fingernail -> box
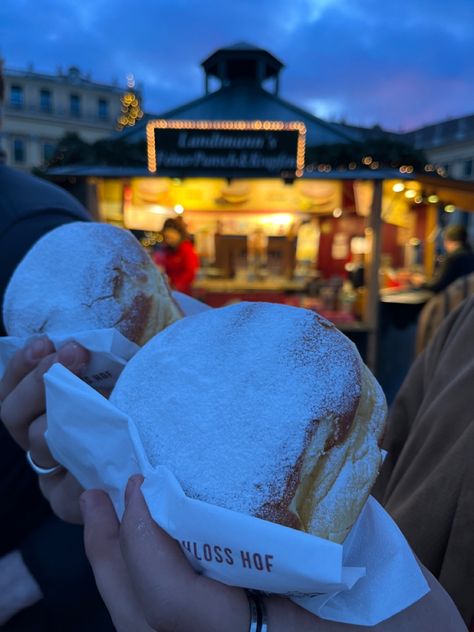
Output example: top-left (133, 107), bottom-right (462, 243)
top-left (124, 474), bottom-right (143, 507)
top-left (58, 342), bottom-right (82, 369)
top-left (26, 336), bottom-right (48, 362)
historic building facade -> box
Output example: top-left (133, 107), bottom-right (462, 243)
top-left (1, 62), bottom-right (125, 170)
top-left (402, 115), bottom-right (474, 182)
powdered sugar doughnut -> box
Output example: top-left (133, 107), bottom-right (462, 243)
top-left (111, 302), bottom-right (386, 543)
top-left (3, 222), bottom-right (182, 345)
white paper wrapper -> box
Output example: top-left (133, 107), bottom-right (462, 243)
top-left (0, 329), bottom-right (139, 390)
top-left (44, 363), bottom-right (429, 626)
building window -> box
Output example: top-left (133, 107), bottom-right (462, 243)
top-left (464, 159), bottom-right (473, 178)
top-left (10, 85), bottom-right (24, 108)
top-left (40, 89), bottom-right (52, 112)
top-left (70, 94), bottom-right (81, 117)
top-left (12, 138), bottom-right (26, 163)
top-left (98, 98), bottom-right (109, 120)
top-left (43, 142), bottom-right (56, 164)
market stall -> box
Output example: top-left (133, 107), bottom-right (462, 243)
top-left (48, 123), bottom-right (474, 371)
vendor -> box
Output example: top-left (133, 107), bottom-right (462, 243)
top-left (411, 224), bottom-right (474, 293)
top-left (153, 218), bottom-right (199, 295)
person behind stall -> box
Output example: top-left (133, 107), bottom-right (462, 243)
top-left (0, 340), bottom-right (468, 630)
top-left (411, 224), bottom-right (474, 293)
top-left (153, 217), bottom-right (199, 295)
top-left (0, 63), bottom-right (114, 630)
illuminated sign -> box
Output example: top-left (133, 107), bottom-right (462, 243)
top-left (147, 120), bottom-right (306, 177)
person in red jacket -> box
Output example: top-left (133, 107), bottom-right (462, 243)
top-left (153, 217), bottom-right (199, 294)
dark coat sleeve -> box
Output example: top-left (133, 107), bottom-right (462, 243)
top-left (372, 297), bottom-right (474, 626)
top-left (423, 255), bottom-right (460, 294)
top-left (0, 197), bottom-right (114, 629)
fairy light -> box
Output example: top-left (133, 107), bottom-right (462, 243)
top-left (146, 119), bottom-right (307, 176)
top-left (116, 74), bottom-right (144, 131)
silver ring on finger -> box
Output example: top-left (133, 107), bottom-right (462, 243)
top-left (26, 450), bottom-right (64, 477)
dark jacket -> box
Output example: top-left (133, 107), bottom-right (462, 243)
top-left (423, 244), bottom-right (474, 294)
top-left (0, 165), bottom-right (90, 335)
top-left (0, 165), bottom-right (113, 630)
top-left (373, 297), bottom-right (474, 626)
top-left (416, 272), bottom-right (474, 355)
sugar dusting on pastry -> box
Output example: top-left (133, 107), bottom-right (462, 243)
top-left (3, 222), bottom-right (181, 344)
top-left (111, 302), bottom-right (385, 539)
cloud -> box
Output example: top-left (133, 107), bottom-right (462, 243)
top-left (1, 0), bottom-right (473, 129)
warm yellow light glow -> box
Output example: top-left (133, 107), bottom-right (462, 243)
top-left (428, 194), bottom-right (439, 204)
top-left (444, 204), bottom-right (456, 213)
top-left (146, 119), bottom-right (306, 174)
top-left (174, 204), bottom-right (184, 214)
top-left (351, 236), bottom-right (369, 254)
top-left (332, 207), bottom-right (342, 218)
top-left (404, 189), bottom-right (417, 199)
top-left (362, 156), bottom-right (373, 165)
top-left (150, 205), bottom-right (170, 215)
top-left (414, 195), bottom-right (423, 204)
top-left (117, 86), bottom-right (144, 131)
top-left (392, 182), bottom-right (405, 192)
top-left (259, 213), bottom-right (294, 227)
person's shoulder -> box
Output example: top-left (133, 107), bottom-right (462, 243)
top-left (0, 165), bottom-right (88, 219)
top-left (450, 247), bottom-right (474, 272)
top-left (180, 240), bottom-right (197, 253)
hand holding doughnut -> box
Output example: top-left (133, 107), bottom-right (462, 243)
top-left (0, 337), bottom-right (89, 523)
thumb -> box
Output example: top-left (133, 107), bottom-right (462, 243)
top-left (120, 476), bottom-right (248, 632)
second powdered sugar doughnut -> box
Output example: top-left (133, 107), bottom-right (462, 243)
top-left (3, 222), bottom-right (182, 345)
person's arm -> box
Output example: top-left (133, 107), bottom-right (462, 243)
top-left (422, 256), bottom-right (458, 294)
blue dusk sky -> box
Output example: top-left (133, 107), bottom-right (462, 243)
top-left (1, 0), bottom-right (473, 131)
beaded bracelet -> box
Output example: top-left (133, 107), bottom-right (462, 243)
top-left (246, 590), bottom-right (268, 632)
